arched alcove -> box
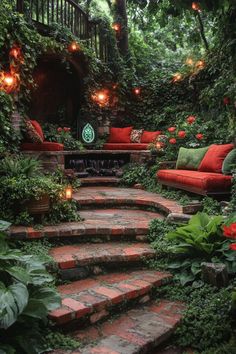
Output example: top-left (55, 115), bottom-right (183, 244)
top-left (28, 53), bottom-right (88, 129)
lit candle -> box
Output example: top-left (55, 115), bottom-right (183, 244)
top-left (65, 186), bottom-right (73, 200)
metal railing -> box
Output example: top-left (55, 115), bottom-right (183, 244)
top-left (16, 0), bottom-right (108, 61)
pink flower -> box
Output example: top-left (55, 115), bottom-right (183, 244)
top-left (178, 130), bottom-right (186, 138)
top-left (57, 127), bottom-right (62, 132)
top-left (63, 127), bottom-right (71, 132)
top-left (196, 133), bottom-right (203, 140)
top-left (169, 138), bottom-right (177, 144)
top-left (187, 115), bottom-right (196, 124)
top-left (168, 127), bottom-right (176, 133)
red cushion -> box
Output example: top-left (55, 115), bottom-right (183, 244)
top-left (157, 169), bottom-right (232, 193)
top-left (198, 144), bottom-right (234, 173)
top-left (103, 143), bottom-right (149, 150)
top-left (30, 120), bottom-right (44, 141)
top-left (108, 127), bottom-right (133, 143)
top-left (21, 142), bottom-right (64, 151)
top-left (141, 131), bottom-right (161, 143)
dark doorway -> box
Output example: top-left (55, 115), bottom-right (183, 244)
top-left (28, 54), bottom-right (85, 129)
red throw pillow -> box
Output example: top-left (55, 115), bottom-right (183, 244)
top-left (30, 120), bottom-right (44, 141)
top-left (198, 144), bottom-right (234, 173)
top-left (108, 127), bottom-right (133, 143)
top-left (24, 120), bottom-right (43, 143)
top-left (141, 131), bottom-right (161, 143)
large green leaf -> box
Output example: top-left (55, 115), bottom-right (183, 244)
top-left (0, 282), bottom-right (29, 329)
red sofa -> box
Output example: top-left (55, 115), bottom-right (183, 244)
top-left (157, 144), bottom-right (234, 196)
top-left (103, 127), bottom-right (161, 150)
top-left (21, 120), bottom-right (64, 152)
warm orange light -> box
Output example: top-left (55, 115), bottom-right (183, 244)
top-left (65, 186), bottom-right (73, 200)
top-left (68, 41), bottom-right (80, 52)
top-left (112, 23), bottom-right (121, 32)
top-left (133, 87), bottom-right (141, 95)
top-left (156, 142), bottom-right (163, 150)
top-left (192, 2), bottom-right (201, 11)
top-left (92, 89), bottom-right (110, 107)
top-left (9, 46), bottom-right (22, 61)
top-left (186, 58), bottom-right (194, 66)
top-left (195, 60), bottom-right (205, 70)
top-left (172, 73), bottom-right (183, 83)
top-left (0, 71), bottom-right (19, 93)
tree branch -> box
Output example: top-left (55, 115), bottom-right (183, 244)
top-left (196, 11), bottom-right (209, 51)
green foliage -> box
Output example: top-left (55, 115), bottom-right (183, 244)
top-left (121, 163), bottom-right (147, 186)
top-left (0, 224), bottom-right (60, 353)
top-left (155, 282), bottom-right (233, 351)
top-left (46, 200), bottom-right (81, 225)
top-left (202, 196), bottom-right (222, 215)
top-left (0, 155), bottom-right (42, 178)
top-left (45, 330), bottom-right (80, 351)
top-left (167, 212), bottom-right (224, 256)
top-left (42, 123), bottom-right (85, 151)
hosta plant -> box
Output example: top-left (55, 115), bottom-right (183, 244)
top-left (0, 220), bottom-right (61, 354)
top-left (165, 213), bottom-right (236, 285)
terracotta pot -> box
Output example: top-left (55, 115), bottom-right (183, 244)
top-left (24, 194), bottom-right (50, 215)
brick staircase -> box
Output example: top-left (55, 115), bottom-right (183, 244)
top-left (10, 184), bottom-right (185, 354)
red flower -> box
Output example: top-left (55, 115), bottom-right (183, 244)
top-left (223, 223), bottom-right (236, 239)
top-left (187, 115), bottom-right (196, 124)
top-left (196, 133), bottom-right (203, 140)
top-left (223, 97), bottom-right (230, 105)
top-left (169, 138), bottom-right (177, 144)
top-left (230, 243), bottom-right (236, 251)
top-left (57, 127), bottom-right (62, 132)
top-left (168, 127), bottom-right (176, 133)
top-left (178, 130), bottom-right (186, 138)
top-left (63, 127), bottom-right (71, 132)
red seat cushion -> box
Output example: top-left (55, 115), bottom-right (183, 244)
top-left (157, 169), bottom-right (232, 193)
top-left (141, 131), bottom-right (161, 143)
top-left (30, 120), bottom-right (45, 141)
top-left (21, 142), bottom-right (64, 151)
top-left (198, 144), bottom-right (234, 173)
top-left (103, 143), bottom-right (149, 150)
top-left (108, 127), bottom-right (133, 143)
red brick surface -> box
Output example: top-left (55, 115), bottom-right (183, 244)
top-left (49, 270), bottom-right (172, 325)
top-left (50, 242), bottom-right (155, 269)
top-left (49, 300), bottom-right (185, 354)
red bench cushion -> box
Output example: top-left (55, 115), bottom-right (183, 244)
top-left (141, 131), bottom-right (161, 143)
top-left (108, 127), bottom-right (133, 143)
top-left (157, 169), bottom-right (232, 193)
top-left (198, 144), bottom-right (234, 173)
top-left (21, 142), bottom-right (64, 151)
top-left (103, 143), bottom-right (149, 150)
top-left (30, 120), bottom-right (45, 141)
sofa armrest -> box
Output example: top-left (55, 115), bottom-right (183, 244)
top-left (159, 161), bottom-right (176, 169)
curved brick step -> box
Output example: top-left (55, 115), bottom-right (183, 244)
top-left (49, 270), bottom-right (172, 326)
top-left (50, 300), bottom-right (185, 354)
top-left (80, 177), bottom-right (121, 187)
top-left (74, 187), bottom-right (183, 215)
top-left (50, 242), bottom-right (156, 280)
top-left (10, 209), bottom-right (162, 240)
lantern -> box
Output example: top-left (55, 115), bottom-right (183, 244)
top-left (156, 142), bottom-right (163, 150)
top-left (133, 87), bottom-right (141, 95)
top-left (91, 89), bottom-right (110, 107)
top-left (172, 73), bottom-right (182, 83)
top-left (0, 71), bottom-right (19, 93)
top-left (68, 41), bottom-right (80, 53)
top-left (65, 186), bottom-right (73, 200)
top-left (192, 2), bottom-right (201, 11)
top-left (112, 23), bottom-right (121, 32)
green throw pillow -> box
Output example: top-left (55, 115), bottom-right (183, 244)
top-left (176, 146), bottom-right (209, 170)
top-left (222, 148), bottom-right (236, 175)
